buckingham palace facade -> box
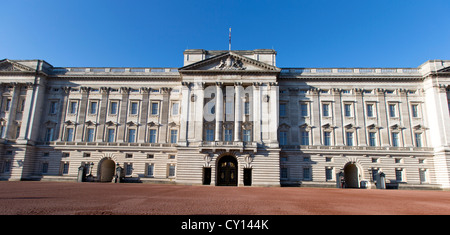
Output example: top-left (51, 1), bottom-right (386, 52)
top-left (0, 49), bottom-right (449, 189)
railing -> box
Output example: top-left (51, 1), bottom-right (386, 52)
top-left (280, 145), bottom-right (433, 151)
top-left (51, 67), bottom-right (179, 75)
top-left (281, 68), bottom-right (420, 75)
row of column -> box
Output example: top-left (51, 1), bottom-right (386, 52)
top-left (179, 82), bottom-right (279, 147)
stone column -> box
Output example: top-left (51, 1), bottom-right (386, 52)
top-left (332, 88), bottom-right (344, 146)
top-left (399, 89), bottom-right (413, 147)
top-left (97, 87), bottom-right (110, 141)
top-left (117, 87), bottom-right (130, 142)
top-left (194, 82), bottom-right (205, 143)
top-left (5, 83), bottom-right (20, 139)
top-left (376, 88), bottom-right (389, 146)
top-left (138, 87), bottom-right (150, 143)
top-left (311, 88), bottom-right (320, 145)
top-left (355, 88), bottom-right (367, 146)
top-left (75, 87), bottom-right (90, 142)
top-left (215, 82), bottom-right (223, 141)
top-left (252, 83), bottom-right (261, 143)
top-left (57, 87), bottom-right (70, 141)
top-left (159, 87), bottom-right (172, 143)
top-left (179, 82), bottom-right (190, 146)
top-left (18, 83), bottom-right (38, 141)
top-left (234, 82), bottom-right (242, 142)
top-left (269, 82), bottom-right (279, 147)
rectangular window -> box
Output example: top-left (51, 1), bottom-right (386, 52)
top-left (125, 163), bottom-right (133, 176)
top-left (128, 129), bottom-right (136, 143)
top-left (86, 128), bottom-right (95, 142)
top-left (344, 104), bottom-right (352, 117)
top-left (415, 133), bottom-right (422, 147)
top-left (206, 129), bottom-right (214, 141)
top-left (130, 102), bottom-right (138, 115)
top-left (244, 102), bottom-right (250, 115)
top-left (107, 129), bottom-right (115, 143)
top-left (50, 101), bottom-right (58, 114)
top-left (280, 103), bottom-right (286, 117)
top-left (326, 168), bottom-right (333, 181)
top-left (110, 101), bottom-right (118, 115)
top-left (411, 104), bottom-right (419, 118)
top-left (172, 103), bottom-right (179, 115)
top-left (280, 167), bottom-right (288, 179)
top-left (168, 164), bottom-right (176, 177)
top-left (89, 101), bottom-right (98, 114)
top-left (366, 104), bottom-right (374, 117)
top-left (346, 132), bottom-right (353, 146)
top-left (69, 101), bottom-right (78, 114)
top-left (420, 169), bottom-right (427, 183)
top-left (300, 103), bottom-right (308, 117)
top-left (5, 98), bottom-right (11, 112)
top-left (170, 130), bottom-right (178, 143)
top-left (224, 129), bottom-right (233, 141)
top-left (42, 163), bottom-right (49, 174)
top-left (300, 131), bottom-right (309, 145)
top-left (149, 129), bottom-right (157, 143)
top-left (45, 128), bottom-right (54, 142)
top-left (66, 128), bottom-right (74, 142)
top-left (147, 164), bottom-right (154, 177)
top-left (389, 104), bottom-right (396, 117)
top-left (324, 131), bottom-right (331, 146)
top-left (0, 126), bottom-right (5, 138)
top-left (151, 102), bottom-right (159, 115)
top-left (322, 103), bottom-right (329, 117)
top-left (280, 131), bottom-right (287, 145)
top-left (396, 169), bottom-right (403, 182)
top-left (369, 132), bottom-right (376, 146)
top-left (243, 129), bottom-right (251, 142)
top-left (62, 162), bottom-right (69, 175)
top-left (303, 167), bottom-right (311, 180)
top-left (392, 132), bottom-right (399, 147)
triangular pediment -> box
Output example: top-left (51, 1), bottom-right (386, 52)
top-left (437, 66), bottom-right (450, 73)
top-left (0, 59), bottom-right (35, 72)
top-left (179, 52), bottom-right (280, 72)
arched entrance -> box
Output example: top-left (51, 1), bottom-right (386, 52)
top-left (99, 159), bottom-right (115, 182)
top-left (217, 155), bottom-right (238, 186)
top-left (344, 163), bottom-right (359, 188)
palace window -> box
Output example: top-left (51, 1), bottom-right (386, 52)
top-left (89, 101), bottom-right (98, 114)
top-left (344, 104), bottom-right (352, 117)
top-left (107, 129), bottom-right (115, 143)
top-left (49, 101), bottom-right (58, 114)
top-left (303, 167), bottom-right (311, 180)
top-left (110, 101), bottom-right (118, 115)
top-left (395, 169), bottom-right (404, 182)
top-left (66, 128), bottom-right (74, 142)
top-left (322, 103), bottom-right (330, 117)
top-left (411, 104), bottom-right (419, 118)
top-left (389, 104), bottom-right (397, 117)
top-left (368, 132), bottom-right (376, 146)
top-left (45, 128), bottom-right (54, 142)
top-left (151, 102), bottom-right (159, 115)
top-left (5, 98), bottom-right (11, 112)
top-left (300, 130), bottom-right (309, 145)
top-left (323, 131), bottom-right (331, 146)
top-left (244, 102), bottom-right (250, 115)
top-left (128, 129), bottom-right (136, 143)
top-left (300, 103), bottom-right (308, 117)
top-left (69, 101), bottom-right (78, 114)
top-left (346, 132), bottom-right (353, 146)
top-left (224, 129), bottom-right (233, 142)
top-left (149, 129), bottom-right (157, 143)
top-left (326, 168), bottom-right (333, 181)
top-left (415, 133), bottom-right (423, 147)
top-left (130, 102), bottom-right (138, 115)
top-left (280, 103), bottom-right (287, 117)
top-left (146, 163), bottom-right (154, 177)
top-left (206, 129), bottom-right (214, 141)
top-left (125, 163), bottom-right (133, 176)
top-left (172, 102), bottom-right (179, 116)
top-left (243, 129), bottom-right (251, 142)
top-left (392, 132), bottom-right (399, 147)
top-left (86, 128), bottom-right (95, 142)
top-left (168, 164), bottom-right (176, 177)
top-left (170, 130), bottom-right (178, 143)
top-left (279, 131), bottom-right (287, 145)
top-left (366, 103), bottom-right (374, 117)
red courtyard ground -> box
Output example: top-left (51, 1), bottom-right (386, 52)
top-left (0, 181), bottom-right (449, 215)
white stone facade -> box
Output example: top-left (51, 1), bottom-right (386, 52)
top-left (0, 50), bottom-right (449, 189)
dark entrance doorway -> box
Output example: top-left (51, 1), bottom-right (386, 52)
top-left (344, 163), bottom-right (359, 188)
top-left (243, 168), bottom-right (252, 186)
top-left (217, 155), bottom-right (238, 186)
top-left (100, 159), bottom-right (115, 182)
top-left (203, 167), bottom-right (211, 185)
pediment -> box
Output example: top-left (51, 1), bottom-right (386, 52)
top-left (179, 52), bottom-right (280, 73)
top-left (437, 66), bottom-right (450, 73)
top-left (0, 59), bottom-right (34, 72)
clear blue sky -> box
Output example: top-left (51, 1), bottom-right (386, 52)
top-left (1, 0), bottom-right (449, 68)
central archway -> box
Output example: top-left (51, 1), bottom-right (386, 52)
top-left (217, 155), bottom-right (238, 186)
top-left (344, 163), bottom-right (359, 188)
top-left (99, 159), bottom-right (115, 182)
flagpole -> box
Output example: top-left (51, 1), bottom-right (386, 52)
top-left (229, 27), bottom-right (231, 51)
